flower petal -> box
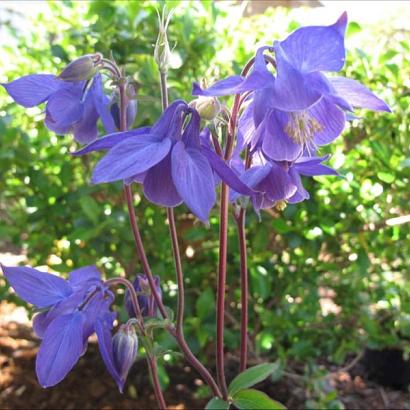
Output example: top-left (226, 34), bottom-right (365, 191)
top-left (2, 74), bottom-right (62, 107)
top-left (287, 168), bottom-right (310, 203)
top-left (92, 74), bottom-right (117, 133)
top-left (68, 265), bottom-right (101, 289)
top-left (95, 315), bottom-right (124, 392)
top-left (36, 312), bottom-right (84, 388)
top-left (278, 12), bottom-right (347, 73)
top-left (46, 83), bottom-right (84, 128)
top-left (310, 97), bottom-right (346, 146)
top-left (229, 165), bottom-right (271, 201)
top-left (72, 127), bottom-right (151, 156)
top-left (72, 88), bottom-right (99, 144)
top-left (151, 100), bottom-right (188, 139)
top-left (261, 111), bottom-right (302, 161)
top-left (294, 156), bottom-right (339, 176)
top-left (2, 265), bottom-right (72, 309)
top-left (201, 147), bottom-right (254, 196)
top-left (259, 162), bottom-right (297, 201)
top-left (91, 134), bottom-right (172, 184)
top-left (171, 142), bottom-right (216, 221)
top-left (270, 43), bottom-right (322, 111)
top-left (143, 153), bottom-right (182, 207)
top-left (329, 77), bottom-right (391, 112)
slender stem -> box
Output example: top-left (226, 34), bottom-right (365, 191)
top-left (159, 71), bottom-right (168, 111)
top-left (148, 356), bottom-right (167, 410)
top-left (235, 208), bottom-right (248, 372)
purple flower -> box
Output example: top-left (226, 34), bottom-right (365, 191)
top-left (80, 100), bottom-right (253, 221)
top-left (95, 317), bottom-right (138, 393)
top-left (125, 274), bottom-right (162, 318)
top-left (193, 13), bottom-right (390, 162)
top-left (2, 71), bottom-right (115, 144)
top-left (1, 264), bottom-right (115, 388)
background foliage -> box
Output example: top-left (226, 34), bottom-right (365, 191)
top-left (1, 0), bottom-right (409, 405)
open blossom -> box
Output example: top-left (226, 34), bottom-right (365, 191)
top-left (2, 68), bottom-right (116, 144)
top-left (193, 12), bottom-right (390, 162)
top-left (1, 265), bottom-right (116, 388)
top-left (75, 100), bottom-right (253, 222)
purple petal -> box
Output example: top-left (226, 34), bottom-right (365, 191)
top-left (151, 100), bottom-right (188, 139)
top-left (2, 74), bottom-right (62, 107)
top-left (68, 265), bottom-right (101, 289)
top-left (91, 134), bottom-right (172, 184)
top-left (171, 142), bottom-right (216, 221)
top-left (201, 147), bottom-right (254, 196)
top-left (287, 168), bottom-right (310, 203)
top-left (230, 165), bottom-right (271, 201)
top-left (329, 77), bottom-right (391, 112)
top-left (44, 111), bottom-right (72, 135)
top-left (259, 162), bottom-right (297, 201)
top-left (270, 43), bottom-right (322, 111)
top-left (46, 83), bottom-right (84, 128)
top-left (92, 74), bottom-right (117, 133)
top-left (36, 312), bottom-right (84, 388)
top-left (182, 109), bottom-right (201, 148)
top-left (143, 153), bottom-right (182, 207)
top-left (261, 111), bottom-right (302, 161)
top-left (278, 12), bottom-right (347, 73)
top-left (95, 315), bottom-right (124, 392)
top-left (72, 127), bottom-right (151, 156)
top-left (2, 265), bottom-right (72, 309)
top-left (310, 97), bottom-right (346, 146)
top-left (72, 88), bottom-right (99, 144)
top-left (236, 101), bottom-right (256, 156)
top-left (294, 156), bottom-right (339, 176)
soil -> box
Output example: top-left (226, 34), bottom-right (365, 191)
top-left (1, 303), bottom-right (409, 410)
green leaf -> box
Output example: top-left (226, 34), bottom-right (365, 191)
top-left (205, 397), bottom-right (230, 409)
top-left (232, 389), bottom-right (286, 410)
top-left (228, 362), bottom-right (280, 396)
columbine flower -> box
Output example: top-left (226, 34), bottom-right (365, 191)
top-left (193, 13), bottom-right (390, 162)
top-left (95, 317), bottom-right (139, 393)
top-left (2, 65), bottom-right (115, 144)
top-left (125, 274), bottom-right (162, 318)
top-left (1, 264), bottom-right (115, 388)
top-left (76, 100), bottom-right (253, 222)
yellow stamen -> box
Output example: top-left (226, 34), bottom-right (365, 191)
top-left (284, 112), bottom-right (323, 150)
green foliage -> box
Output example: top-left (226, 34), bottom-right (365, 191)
top-left (0, 1), bottom-right (409, 405)
top-left (205, 397), bottom-right (230, 410)
top-left (232, 389), bottom-right (286, 409)
top-left (228, 362), bottom-right (280, 396)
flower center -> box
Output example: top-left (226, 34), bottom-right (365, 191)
top-left (284, 111), bottom-right (323, 152)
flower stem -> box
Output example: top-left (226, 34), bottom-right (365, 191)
top-left (235, 208), bottom-right (248, 372)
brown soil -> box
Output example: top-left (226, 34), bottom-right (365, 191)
top-left (0, 305), bottom-right (409, 409)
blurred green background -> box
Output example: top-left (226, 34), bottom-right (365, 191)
top-left (0, 0), bottom-right (409, 407)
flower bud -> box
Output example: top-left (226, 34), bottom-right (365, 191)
top-left (59, 53), bottom-right (102, 82)
top-left (125, 274), bottom-right (162, 318)
top-left (190, 97), bottom-right (221, 121)
top-left (112, 322), bottom-right (138, 385)
top-left (154, 9), bottom-right (174, 74)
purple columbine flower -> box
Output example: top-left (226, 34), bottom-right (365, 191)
top-left (1, 264), bottom-right (116, 388)
top-left (125, 274), bottom-right (162, 318)
top-left (193, 13), bottom-right (390, 162)
top-left (76, 100), bottom-right (253, 222)
top-left (95, 317), bottom-right (139, 393)
top-left (2, 67), bottom-right (116, 144)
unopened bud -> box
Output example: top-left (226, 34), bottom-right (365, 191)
top-left (190, 97), bottom-right (222, 121)
top-left (59, 53), bottom-right (102, 82)
top-left (111, 99), bottom-right (137, 130)
top-left (125, 274), bottom-right (162, 318)
top-left (113, 322), bottom-right (138, 387)
top-left (154, 8), bottom-right (174, 73)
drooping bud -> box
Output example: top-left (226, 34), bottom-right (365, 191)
top-left (189, 96), bottom-right (222, 121)
top-left (112, 322), bottom-right (138, 387)
top-left (125, 274), bottom-right (162, 318)
top-left (154, 8), bottom-right (174, 74)
top-left (58, 53), bottom-right (102, 82)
